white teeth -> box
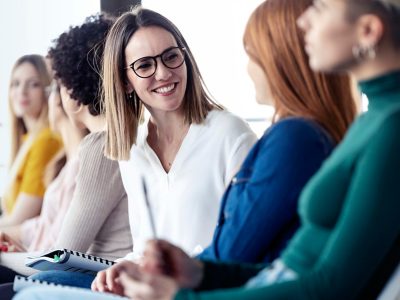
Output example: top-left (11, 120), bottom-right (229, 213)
top-left (155, 84), bottom-right (174, 94)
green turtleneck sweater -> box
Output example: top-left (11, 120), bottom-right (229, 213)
top-left (176, 71), bottom-right (400, 300)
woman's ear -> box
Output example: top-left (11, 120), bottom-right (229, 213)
top-left (73, 101), bottom-right (85, 115)
top-left (125, 81), bottom-right (135, 94)
top-left (356, 14), bottom-right (384, 48)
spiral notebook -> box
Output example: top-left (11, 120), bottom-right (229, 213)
top-left (25, 249), bottom-right (115, 275)
top-left (13, 275), bottom-right (73, 292)
top-left (13, 275), bottom-right (125, 298)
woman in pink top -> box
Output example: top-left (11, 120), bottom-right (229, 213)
top-left (0, 80), bottom-right (88, 281)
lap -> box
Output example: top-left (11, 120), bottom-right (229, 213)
top-left (0, 283), bottom-right (15, 300)
top-left (29, 271), bottom-right (95, 289)
top-left (0, 265), bottom-right (20, 284)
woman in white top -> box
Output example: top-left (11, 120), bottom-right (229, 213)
top-left (102, 7), bottom-right (256, 261)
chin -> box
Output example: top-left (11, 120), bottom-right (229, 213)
top-left (309, 59), bottom-right (332, 73)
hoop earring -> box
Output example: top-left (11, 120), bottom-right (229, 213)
top-left (352, 44), bottom-right (376, 60)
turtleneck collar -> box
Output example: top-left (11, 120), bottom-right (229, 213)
top-left (358, 70), bottom-right (400, 111)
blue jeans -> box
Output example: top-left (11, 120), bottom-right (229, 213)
top-left (29, 271), bottom-right (95, 289)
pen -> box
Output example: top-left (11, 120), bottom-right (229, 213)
top-left (142, 176), bottom-right (157, 239)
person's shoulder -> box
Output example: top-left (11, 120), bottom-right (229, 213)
top-left (78, 131), bottom-right (107, 159)
top-left (267, 117), bottom-right (334, 147)
top-left (32, 127), bottom-right (62, 149)
top-left (81, 131), bottom-right (105, 148)
top-left (34, 127), bottom-right (61, 143)
top-left (270, 117), bottom-right (327, 136)
top-left (206, 109), bottom-right (254, 133)
top-left (374, 108), bottom-right (400, 141)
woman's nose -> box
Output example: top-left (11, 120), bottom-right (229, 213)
top-left (154, 59), bottom-right (172, 81)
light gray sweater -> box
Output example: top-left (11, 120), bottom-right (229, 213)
top-left (54, 131), bottom-right (132, 260)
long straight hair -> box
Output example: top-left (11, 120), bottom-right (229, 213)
top-left (244, 0), bottom-right (357, 143)
top-left (8, 55), bottom-right (51, 164)
top-left (102, 7), bottom-right (222, 161)
top-left (3, 55), bottom-right (51, 212)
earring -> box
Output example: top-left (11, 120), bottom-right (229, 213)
top-left (127, 92), bottom-right (134, 100)
top-left (352, 44), bottom-right (376, 60)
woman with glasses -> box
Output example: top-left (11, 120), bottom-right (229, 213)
top-left (101, 7), bottom-right (257, 263)
top-left (0, 55), bottom-right (62, 228)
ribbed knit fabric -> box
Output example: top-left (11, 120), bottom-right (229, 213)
top-left (54, 131), bottom-right (132, 260)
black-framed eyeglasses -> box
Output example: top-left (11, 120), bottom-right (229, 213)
top-left (125, 46), bottom-right (186, 78)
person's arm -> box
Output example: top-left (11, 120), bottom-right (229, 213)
top-left (175, 113), bottom-right (400, 300)
top-left (0, 194), bottom-right (42, 228)
top-left (199, 119), bottom-right (333, 263)
top-left (0, 130), bottom-right (61, 227)
top-left (54, 133), bottom-right (124, 253)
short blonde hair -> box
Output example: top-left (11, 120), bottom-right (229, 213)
top-left (103, 7), bottom-right (222, 160)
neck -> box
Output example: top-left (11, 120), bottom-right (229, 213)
top-left (83, 114), bottom-right (106, 133)
top-left (59, 122), bottom-right (87, 159)
top-left (351, 48), bottom-right (400, 82)
top-left (148, 111), bottom-right (188, 142)
top-left (22, 115), bottom-right (40, 133)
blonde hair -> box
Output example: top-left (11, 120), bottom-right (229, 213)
top-left (103, 7), bottom-right (222, 161)
top-left (9, 55), bottom-right (51, 164)
top-left (5, 55), bottom-right (51, 199)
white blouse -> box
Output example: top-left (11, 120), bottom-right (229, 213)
top-left (119, 109), bottom-right (257, 260)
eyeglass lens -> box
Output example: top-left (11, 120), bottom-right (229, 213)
top-left (133, 47), bottom-right (185, 78)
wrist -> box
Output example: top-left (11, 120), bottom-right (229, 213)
top-left (190, 260), bottom-right (204, 289)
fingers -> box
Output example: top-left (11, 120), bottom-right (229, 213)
top-left (106, 264), bottom-right (123, 292)
top-left (92, 270), bottom-right (108, 292)
top-left (143, 239), bottom-right (176, 276)
top-left (91, 261), bottom-right (139, 296)
top-left (119, 271), bottom-right (147, 299)
top-left (119, 271), bottom-right (178, 300)
top-left (0, 232), bottom-right (25, 252)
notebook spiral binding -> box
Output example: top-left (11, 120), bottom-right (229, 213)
top-left (13, 275), bottom-right (126, 298)
top-left (64, 249), bottom-right (116, 266)
top-left (14, 275), bottom-right (77, 292)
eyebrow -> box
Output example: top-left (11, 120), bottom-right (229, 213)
top-left (130, 46), bottom-right (179, 62)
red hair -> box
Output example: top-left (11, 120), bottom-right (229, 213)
top-left (244, 0), bottom-right (357, 143)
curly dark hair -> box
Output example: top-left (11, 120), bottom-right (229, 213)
top-left (48, 14), bottom-right (114, 116)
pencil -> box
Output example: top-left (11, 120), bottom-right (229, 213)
top-left (142, 176), bottom-right (157, 238)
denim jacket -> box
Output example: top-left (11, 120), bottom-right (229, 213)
top-left (198, 117), bottom-right (335, 264)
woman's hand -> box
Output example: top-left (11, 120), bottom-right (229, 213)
top-left (0, 231), bottom-right (24, 252)
top-left (119, 268), bottom-right (178, 300)
top-left (141, 239), bottom-right (204, 289)
top-left (91, 260), bottom-right (137, 295)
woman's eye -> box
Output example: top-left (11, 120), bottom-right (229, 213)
top-left (28, 81), bottom-right (41, 88)
top-left (10, 81), bottom-right (19, 88)
top-left (135, 59), bottom-right (154, 71)
top-left (164, 53), bottom-right (178, 62)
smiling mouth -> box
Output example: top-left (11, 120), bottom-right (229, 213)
top-left (153, 83), bottom-right (176, 94)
